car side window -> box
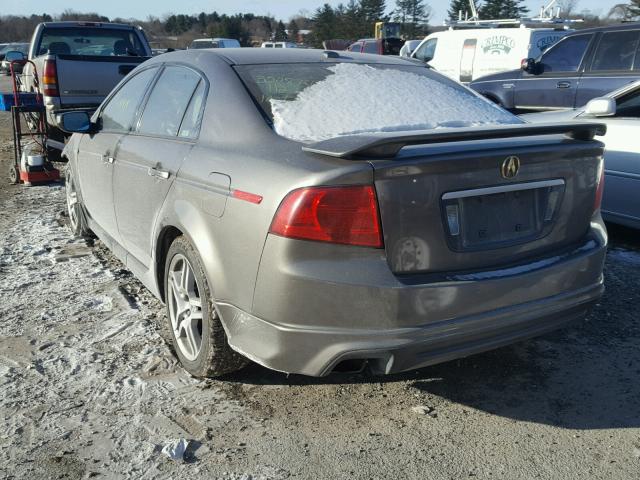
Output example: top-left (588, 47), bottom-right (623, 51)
top-left (414, 38), bottom-right (437, 63)
top-left (137, 66), bottom-right (202, 137)
top-left (540, 34), bottom-right (592, 73)
top-left (100, 67), bottom-right (158, 132)
top-left (363, 41), bottom-right (378, 54)
top-left (591, 31), bottom-right (640, 72)
top-left (348, 43), bottom-right (361, 52)
top-left (614, 88), bottom-right (640, 117)
top-left (178, 80), bottom-right (207, 139)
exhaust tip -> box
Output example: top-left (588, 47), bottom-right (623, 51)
top-left (331, 358), bottom-right (368, 374)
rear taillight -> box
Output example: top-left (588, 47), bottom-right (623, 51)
top-left (593, 161), bottom-right (605, 213)
top-left (269, 185), bottom-right (383, 248)
top-left (42, 59), bottom-right (59, 97)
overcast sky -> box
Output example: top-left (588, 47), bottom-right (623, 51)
top-left (4, 0), bottom-right (622, 25)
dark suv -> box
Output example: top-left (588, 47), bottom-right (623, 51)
top-left (470, 23), bottom-right (640, 111)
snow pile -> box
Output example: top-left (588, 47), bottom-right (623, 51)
top-left (270, 63), bottom-right (519, 143)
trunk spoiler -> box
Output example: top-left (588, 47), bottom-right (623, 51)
top-left (301, 122), bottom-right (607, 159)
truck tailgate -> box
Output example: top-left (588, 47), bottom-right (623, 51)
top-left (55, 55), bottom-right (148, 108)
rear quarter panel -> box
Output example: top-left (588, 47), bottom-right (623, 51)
top-left (151, 53), bottom-right (374, 312)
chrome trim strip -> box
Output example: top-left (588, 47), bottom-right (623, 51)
top-left (442, 179), bottom-right (565, 200)
top-left (605, 169), bottom-right (640, 180)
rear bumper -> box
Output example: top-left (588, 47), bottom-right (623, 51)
top-left (218, 225), bottom-right (607, 377)
top-left (219, 282), bottom-right (602, 376)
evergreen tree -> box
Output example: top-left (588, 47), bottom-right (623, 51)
top-left (275, 20), bottom-right (288, 40)
top-left (448, 0), bottom-right (479, 21)
top-left (629, 0), bottom-right (640, 17)
top-left (394, 0), bottom-right (429, 38)
top-left (310, 4), bottom-right (338, 46)
top-left (360, 0), bottom-right (387, 22)
top-left (288, 19), bottom-right (300, 40)
top-left (481, 0), bottom-right (529, 19)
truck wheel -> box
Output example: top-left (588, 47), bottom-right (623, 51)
top-left (65, 165), bottom-right (91, 237)
top-left (164, 236), bottom-right (249, 377)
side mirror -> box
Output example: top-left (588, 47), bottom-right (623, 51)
top-left (59, 111), bottom-right (93, 134)
top-left (5, 51), bottom-right (25, 63)
top-left (584, 97), bottom-right (616, 117)
top-left (521, 57), bottom-right (537, 74)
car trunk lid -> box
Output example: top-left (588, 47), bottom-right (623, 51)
top-left (303, 123), bottom-right (605, 274)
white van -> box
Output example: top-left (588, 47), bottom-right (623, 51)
top-left (412, 28), bottom-right (570, 83)
top-left (261, 42), bottom-right (298, 48)
top-left (189, 38), bottom-right (241, 49)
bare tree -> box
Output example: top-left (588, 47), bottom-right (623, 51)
top-left (556, 0), bottom-right (580, 17)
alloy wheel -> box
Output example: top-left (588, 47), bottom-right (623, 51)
top-left (65, 174), bottom-right (79, 232)
top-left (167, 253), bottom-right (204, 361)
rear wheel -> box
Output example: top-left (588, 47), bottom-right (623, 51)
top-left (65, 165), bottom-right (91, 237)
top-left (164, 236), bottom-right (249, 377)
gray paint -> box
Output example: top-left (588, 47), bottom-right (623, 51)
top-left (66, 49), bottom-right (608, 376)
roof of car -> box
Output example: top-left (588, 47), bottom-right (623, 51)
top-left (566, 22), bottom-right (640, 36)
top-left (168, 48), bottom-right (416, 66)
top-left (39, 21), bottom-right (141, 30)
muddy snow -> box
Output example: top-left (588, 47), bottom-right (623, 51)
top-left (1, 74), bottom-right (640, 480)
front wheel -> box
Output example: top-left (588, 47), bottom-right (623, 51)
top-left (164, 236), bottom-right (249, 377)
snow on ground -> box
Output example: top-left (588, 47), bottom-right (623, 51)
top-left (0, 183), bottom-right (258, 479)
top-left (270, 63), bottom-right (519, 142)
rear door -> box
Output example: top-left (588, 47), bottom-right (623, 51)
top-left (575, 29), bottom-right (640, 108)
top-left (113, 65), bottom-right (207, 266)
top-left (515, 33), bottom-right (594, 110)
top-left (77, 66), bottom-right (158, 243)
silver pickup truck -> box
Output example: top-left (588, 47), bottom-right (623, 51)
top-left (21, 21), bottom-right (152, 148)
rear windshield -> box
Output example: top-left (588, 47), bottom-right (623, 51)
top-left (235, 62), bottom-right (520, 143)
top-left (37, 27), bottom-right (146, 57)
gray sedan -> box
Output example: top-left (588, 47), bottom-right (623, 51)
top-left (61, 49), bottom-right (607, 377)
top-left (522, 81), bottom-right (640, 230)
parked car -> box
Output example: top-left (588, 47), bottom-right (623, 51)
top-left (412, 27), bottom-right (569, 83)
top-left (0, 43), bottom-right (29, 75)
top-left (261, 42), bottom-right (297, 48)
top-left (19, 21), bottom-right (152, 149)
top-left (189, 38), bottom-right (240, 49)
top-left (399, 39), bottom-right (422, 58)
top-left (60, 49), bottom-right (607, 378)
top-left (347, 38), bottom-right (404, 55)
top-left (471, 23), bottom-right (640, 111)
top-left (522, 80), bottom-right (640, 229)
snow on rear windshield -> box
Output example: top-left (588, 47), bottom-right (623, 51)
top-left (236, 63), bottom-right (520, 143)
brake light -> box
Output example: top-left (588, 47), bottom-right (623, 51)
top-left (593, 161), bottom-right (605, 212)
top-left (42, 59), bottom-right (59, 97)
top-left (270, 185), bottom-right (383, 248)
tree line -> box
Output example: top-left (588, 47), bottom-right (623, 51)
top-left (0, 1), bottom-right (637, 47)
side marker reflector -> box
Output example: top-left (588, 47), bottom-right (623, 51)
top-left (232, 189), bottom-right (263, 204)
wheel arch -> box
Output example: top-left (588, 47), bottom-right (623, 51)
top-left (155, 225), bottom-right (184, 302)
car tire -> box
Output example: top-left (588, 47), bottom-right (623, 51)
top-left (164, 236), bottom-right (249, 377)
top-left (64, 165), bottom-right (91, 237)
top-left (8, 165), bottom-right (18, 184)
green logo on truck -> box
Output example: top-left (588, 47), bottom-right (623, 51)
top-left (481, 36), bottom-right (515, 55)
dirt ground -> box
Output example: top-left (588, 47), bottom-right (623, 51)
top-left (0, 76), bottom-right (639, 480)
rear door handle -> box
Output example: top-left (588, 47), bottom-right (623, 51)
top-left (148, 167), bottom-right (169, 179)
top-left (557, 81), bottom-right (571, 89)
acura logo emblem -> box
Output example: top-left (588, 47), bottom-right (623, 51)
top-left (501, 156), bottom-right (520, 179)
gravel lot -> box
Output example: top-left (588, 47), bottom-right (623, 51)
top-left (0, 76), bottom-right (639, 480)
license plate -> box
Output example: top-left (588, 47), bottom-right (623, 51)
top-left (441, 180), bottom-right (565, 251)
